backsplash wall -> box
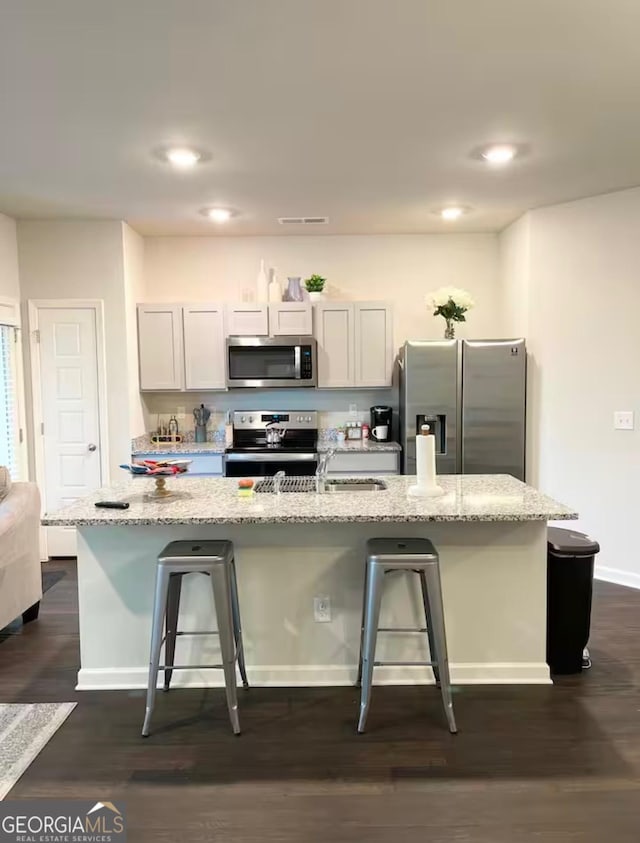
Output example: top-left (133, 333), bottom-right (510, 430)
top-left (140, 387), bottom-right (397, 439)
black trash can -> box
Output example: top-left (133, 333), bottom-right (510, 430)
top-left (547, 527), bottom-right (600, 675)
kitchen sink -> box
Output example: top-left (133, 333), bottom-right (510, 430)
top-left (324, 479), bottom-right (388, 493)
top-left (253, 477), bottom-right (389, 494)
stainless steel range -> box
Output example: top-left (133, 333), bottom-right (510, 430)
top-left (223, 411), bottom-right (318, 477)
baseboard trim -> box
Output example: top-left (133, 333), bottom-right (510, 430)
top-left (76, 662), bottom-right (550, 691)
top-left (595, 565), bottom-right (640, 591)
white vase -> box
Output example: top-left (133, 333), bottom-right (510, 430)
top-left (308, 291), bottom-right (324, 303)
top-left (256, 259), bottom-right (269, 302)
top-left (268, 269), bottom-right (282, 302)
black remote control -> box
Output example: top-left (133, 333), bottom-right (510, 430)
top-left (95, 501), bottom-right (130, 510)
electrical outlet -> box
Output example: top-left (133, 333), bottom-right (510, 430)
top-left (313, 595), bottom-right (331, 622)
top-left (614, 411), bottom-right (634, 431)
top-left (349, 403), bottom-right (358, 418)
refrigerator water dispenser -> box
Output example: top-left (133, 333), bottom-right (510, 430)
top-left (416, 414), bottom-right (446, 454)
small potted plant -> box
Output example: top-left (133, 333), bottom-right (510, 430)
top-left (427, 287), bottom-right (474, 338)
top-left (304, 274), bottom-right (326, 302)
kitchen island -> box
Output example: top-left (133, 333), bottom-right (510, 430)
top-left (42, 475), bottom-right (576, 690)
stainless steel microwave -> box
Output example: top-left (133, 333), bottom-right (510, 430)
top-left (225, 336), bottom-right (317, 388)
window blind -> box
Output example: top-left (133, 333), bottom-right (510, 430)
top-left (0, 324), bottom-right (21, 480)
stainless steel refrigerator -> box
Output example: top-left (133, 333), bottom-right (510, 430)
top-left (399, 339), bottom-right (526, 480)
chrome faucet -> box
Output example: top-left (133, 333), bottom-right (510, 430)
top-left (273, 470), bottom-right (286, 496)
top-left (315, 449), bottom-right (335, 493)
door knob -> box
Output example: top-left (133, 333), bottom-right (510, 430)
top-left (88, 443), bottom-right (97, 452)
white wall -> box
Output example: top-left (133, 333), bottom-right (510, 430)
top-left (122, 223), bottom-right (146, 437)
top-left (499, 214), bottom-right (530, 340)
top-left (143, 233), bottom-right (502, 343)
top-left (0, 213), bottom-right (20, 300)
top-left (17, 220), bottom-right (132, 480)
top-left (500, 187), bottom-right (640, 588)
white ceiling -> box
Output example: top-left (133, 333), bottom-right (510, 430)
top-left (2, 0), bottom-right (640, 236)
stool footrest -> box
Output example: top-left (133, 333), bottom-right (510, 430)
top-left (376, 627), bottom-right (428, 633)
top-left (175, 630), bottom-right (220, 637)
top-left (159, 663), bottom-right (226, 671)
top-left (373, 660), bottom-right (436, 667)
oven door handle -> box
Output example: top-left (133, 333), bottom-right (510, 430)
top-left (224, 452), bottom-right (317, 462)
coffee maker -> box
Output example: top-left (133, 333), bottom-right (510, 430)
top-left (370, 406), bottom-right (392, 442)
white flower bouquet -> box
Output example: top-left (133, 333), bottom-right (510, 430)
top-left (427, 287), bottom-right (474, 338)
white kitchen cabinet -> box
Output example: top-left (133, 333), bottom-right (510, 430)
top-left (327, 452), bottom-right (400, 475)
top-left (134, 452), bottom-right (224, 476)
top-left (226, 304), bottom-right (269, 337)
top-left (314, 303), bottom-right (355, 388)
top-left (137, 304), bottom-right (184, 391)
top-left (268, 302), bottom-right (313, 336)
top-left (182, 304), bottom-right (226, 390)
top-left (314, 301), bottom-right (393, 388)
top-left (354, 302), bottom-right (394, 387)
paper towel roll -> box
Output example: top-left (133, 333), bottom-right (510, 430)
top-left (408, 427), bottom-right (445, 498)
top-left (416, 431), bottom-right (437, 488)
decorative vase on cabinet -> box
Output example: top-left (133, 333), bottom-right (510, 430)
top-left (268, 269), bottom-right (282, 302)
top-left (256, 259), bottom-right (269, 302)
top-left (283, 277), bottom-right (304, 302)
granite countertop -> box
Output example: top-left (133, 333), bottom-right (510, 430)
top-left (132, 441), bottom-right (226, 455)
top-left (132, 439), bottom-right (401, 456)
top-left (42, 475), bottom-right (577, 527)
top-left (317, 439), bottom-right (401, 453)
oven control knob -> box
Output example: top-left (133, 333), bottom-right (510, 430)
top-left (249, 416), bottom-right (254, 423)
top-left (306, 416), bottom-right (311, 422)
top-left (240, 416), bottom-right (246, 423)
top-left (297, 415), bottom-right (303, 422)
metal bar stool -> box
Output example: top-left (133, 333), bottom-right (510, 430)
top-left (356, 537), bottom-right (457, 734)
top-left (142, 540), bottom-right (248, 737)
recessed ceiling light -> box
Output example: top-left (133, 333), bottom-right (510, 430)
top-left (440, 206), bottom-right (465, 221)
top-left (165, 147), bottom-right (201, 168)
top-left (201, 207), bottom-right (234, 223)
top-left (155, 145), bottom-right (210, 168)
top-left (480, 144), bottom-right (517, 165)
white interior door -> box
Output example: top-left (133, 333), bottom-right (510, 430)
top-left (36, 306), bottom-right (103, 556)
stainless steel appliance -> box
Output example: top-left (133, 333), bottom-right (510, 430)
top-left (224, 411), bottom-right (318, 477)
top-left (399, 339), bottom-right (526, 479)
top-left (370, 405), bottom-right (392, 442)
top-left (225, 336), bottom-right (317, 388)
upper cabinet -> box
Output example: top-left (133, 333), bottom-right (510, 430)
top-left (226, 302), bottom-right (312, 337)
top-left (314, 303), bottom-right (355, 388)
top-left (226, 304), bottom-right (269, 337)
top-left (314, 301), bottom-right (393, 388)
top-left (354, 302), bottom-right (394, 387)
top-left (269, 302), bottom-right (313, 336)
top-left (138, 303), bottom-right (226, 391)
top-left (137, 305), bottom-right (184, 390)
top-left (137, 300), bottom-right (393, 392)
top-left (182, 304), bottom-right (226, 390)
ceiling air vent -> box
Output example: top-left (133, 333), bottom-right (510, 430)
top-left (278, 216), bottom-right (329, 225)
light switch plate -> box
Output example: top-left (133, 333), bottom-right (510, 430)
top-left (614, 411), bottom-right (634, 430)
top-left (313, 596), bottom-right (331, 622)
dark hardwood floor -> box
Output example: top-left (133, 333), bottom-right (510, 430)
top-left (1, 559), bottom-right (640, 842)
